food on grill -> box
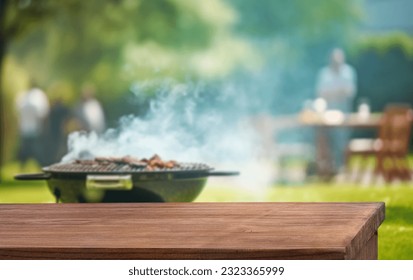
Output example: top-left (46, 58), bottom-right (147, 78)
top-left (121, 156), bottom-right (147, 167)
top-left (73, 154), bottom-right (180, 171)
top-left (95, 156), bottom-right (146, 167)
top-left (142, 154), bottom-right (179, 169)
top-left (75, 159), bottom-right (97, 165)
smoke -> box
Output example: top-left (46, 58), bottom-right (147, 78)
top-left (63, 80), bottom-right (261, 166)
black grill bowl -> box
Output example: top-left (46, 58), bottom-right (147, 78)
top-left (47, 176), bottom-right (208, 203)
top-left (15, 161), bottom-right (238, 203)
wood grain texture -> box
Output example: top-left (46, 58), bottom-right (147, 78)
top-left (0, 202), bottom-right (385, 259)
top-left (353, 232), bottom-right (378, 260)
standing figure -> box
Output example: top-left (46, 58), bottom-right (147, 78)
top-left (317, 48), bottom-right (356, 112)
top-left (75, 84), bottom-right (106, 134)
top-left (316, 48), bottom-right (357, 173)
top-left (16, 81), bottom-right (50, 168)
top-left (45, 97), bottom-right (71, 164)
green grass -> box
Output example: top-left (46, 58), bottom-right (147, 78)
top-left (0, 161), bottom-right (54, 203)
top-left (1, 161), bottom-right (413, 259)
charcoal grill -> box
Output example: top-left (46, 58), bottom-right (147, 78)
top-left (15, 161), bottom-right (238, 203)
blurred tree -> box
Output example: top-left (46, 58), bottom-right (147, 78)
top-left (0, 0), bottom-right (57, 176)
top-left (227, 0), bottom-right (361, 45)
top-left (0, 0), bottom-right (6, 178)
top-left (1, 0), bottom-right (249, 165)
top-left (8, 0), bottom-right (253, 125)
top-left (351, 33), bottom-right (413, 111)
top-left (1, 0), bottom-right (94, 171)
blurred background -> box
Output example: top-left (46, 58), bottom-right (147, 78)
top-left (1, 0), bottom-right (413, 259)
top-left (1, 0), bottom-right (413, 164)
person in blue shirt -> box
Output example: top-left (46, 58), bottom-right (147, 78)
top-left (316, 48), bottom-right (357, 174)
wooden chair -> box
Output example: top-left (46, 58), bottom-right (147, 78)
top-left (345, 105), bottom-right (413, 183)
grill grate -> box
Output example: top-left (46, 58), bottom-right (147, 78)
top-left (44, 161), bottom-right (212, 173)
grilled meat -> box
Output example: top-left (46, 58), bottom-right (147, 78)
top-left (75, 154), bottom-right (180, 170)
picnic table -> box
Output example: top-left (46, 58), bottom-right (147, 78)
top-left (298, 112), bottom-right (382, 179)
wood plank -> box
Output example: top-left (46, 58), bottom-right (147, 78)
top-left (0, 202), bottom-right (385, 259)
top-left (353, 232), bottom-right (378, 260)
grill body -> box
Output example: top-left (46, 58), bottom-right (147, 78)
top-left (15, 161), bottom-right (238, 203)
top-left (47, 176), bottom-right (208, 203)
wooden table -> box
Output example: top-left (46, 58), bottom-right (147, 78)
top-left (300, 113), bottom-right (382, 128)
top-left (0, 203), bottom-right (385, 260)
top-left (299, 113), bottom-right (382, 180)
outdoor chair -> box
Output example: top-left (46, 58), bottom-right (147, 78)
top-left (345, 104), bottom-right (413, 183)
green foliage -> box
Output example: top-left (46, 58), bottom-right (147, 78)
top-left (353, 32), bottom-right (413, 58)
top-left (348, 32), bottom-right (413, 113)
top-left (6, 0), bottom-right (246, 101)
top-left (4, 0), bottom-right (366, 105)
top-left (5, 0), bottom-right (365, 101)
top-left (227, 0), bottom-right (362, 46)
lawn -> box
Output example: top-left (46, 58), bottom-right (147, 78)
top-left (1, 162), bottom-right (413, 259)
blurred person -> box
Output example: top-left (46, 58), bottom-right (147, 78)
top-left (317, 48), bottom-right (356, 112)
top-left (315, 48), bottom-right (357, 173)
top-left (44, 97), bottom-right (71, 164)
top-left (75, 84), bottom-right (106, 134)
top-left (15, 81), bottom-right (50, 169)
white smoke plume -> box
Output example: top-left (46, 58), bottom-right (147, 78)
top-left (63, 80), bottom-right (262, 167)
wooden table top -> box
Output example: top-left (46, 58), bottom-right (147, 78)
top-left (299, 113), bottom-right (382, 128)
top-left (0, 202), bottom-right (385, 259)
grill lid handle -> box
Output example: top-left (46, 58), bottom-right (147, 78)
top-left (86, 175), bottom-right (133, 190)
top-left (14, 173), bottom-right (51, 180)
top-left (207, 171), bottom-right (240, 176)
